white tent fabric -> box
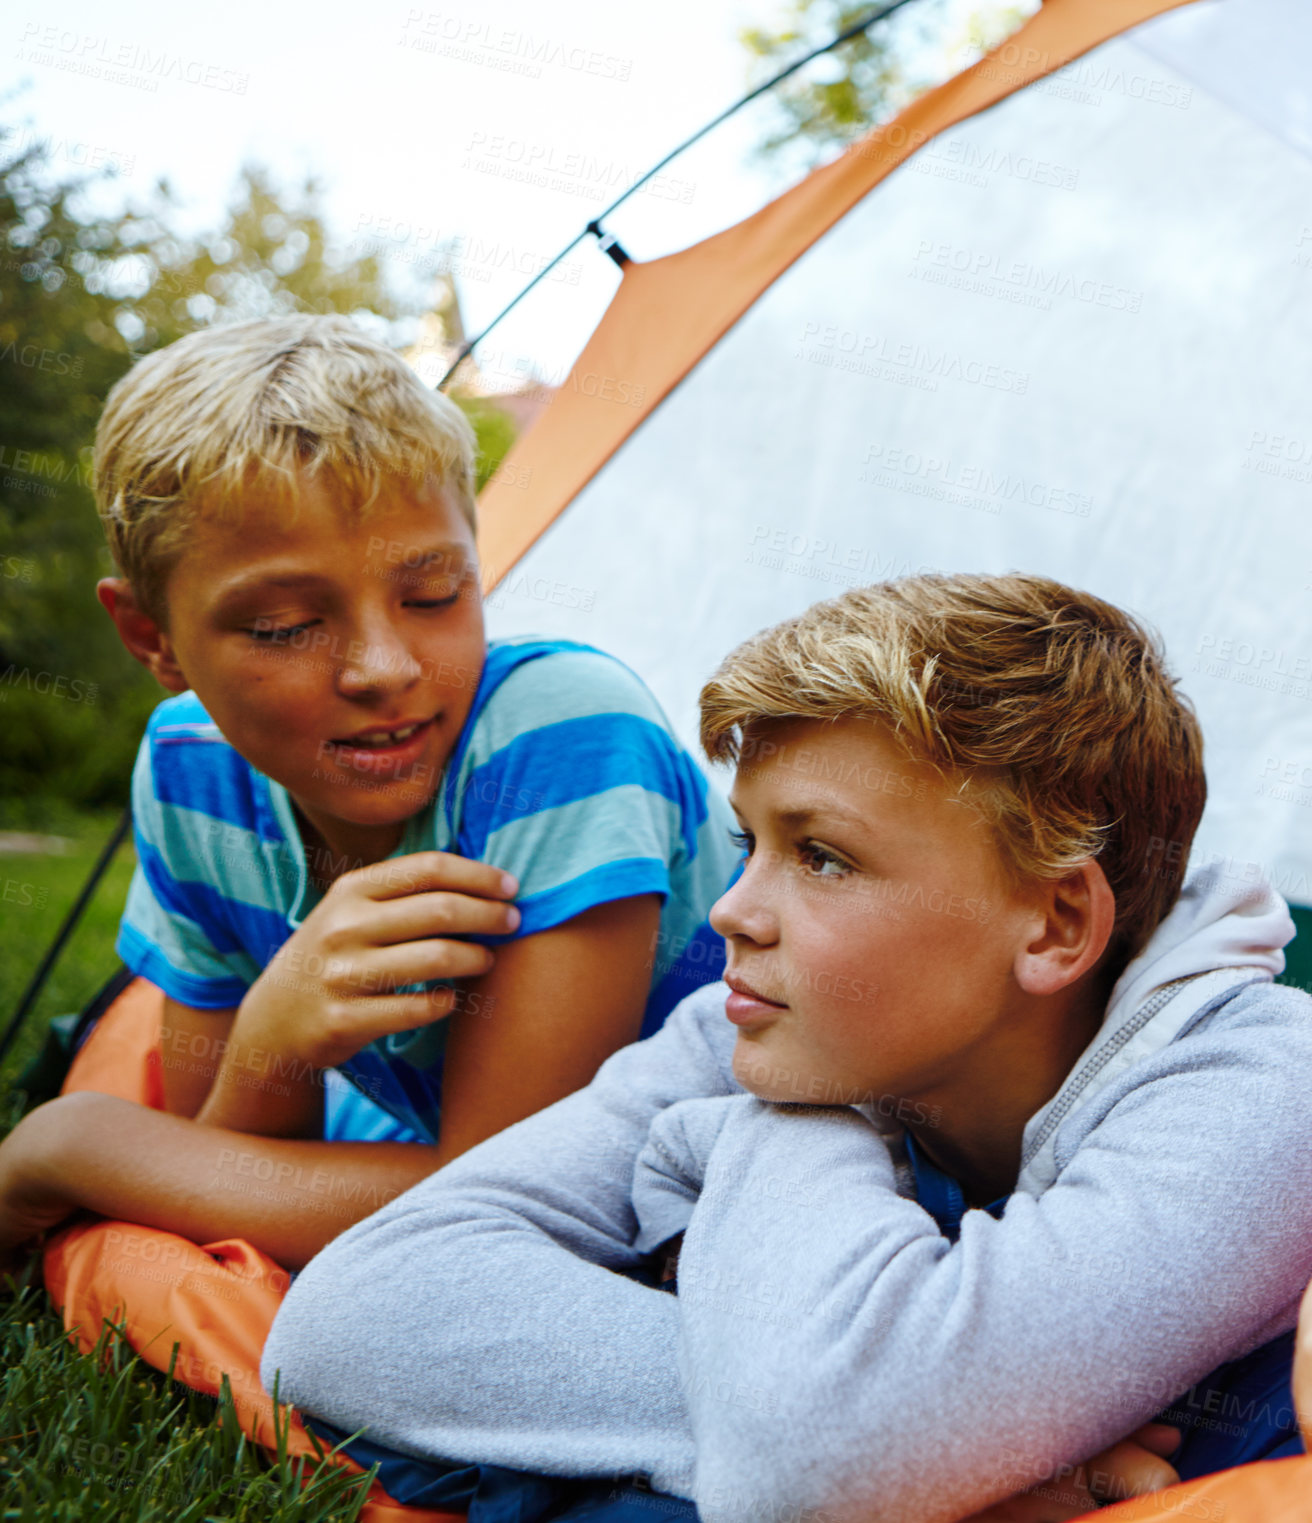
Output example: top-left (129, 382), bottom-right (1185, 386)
top-left (485, 1), bottom-right (1312, 907)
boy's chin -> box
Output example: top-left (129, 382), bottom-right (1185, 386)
top-left (731, 1037), bottom-right (795, 1099)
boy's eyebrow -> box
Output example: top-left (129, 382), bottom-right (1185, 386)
top-left (728, 797), bottom-right (871, 833)
top-left (211, 571), bottom-right (335, 608)
top-left (211, 545), bottom-right (472, 607)
top-left (389, 544), bottom-right (473, 571)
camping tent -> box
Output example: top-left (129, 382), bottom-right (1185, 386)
top-left (476, 0), bottom-right (1312, 971)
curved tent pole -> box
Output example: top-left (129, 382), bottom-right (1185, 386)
top-left (473, 0), bottom-right (1202, 592)
top-left (439, 0), bottom-right (925, 390)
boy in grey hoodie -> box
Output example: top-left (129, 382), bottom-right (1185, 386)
top-left (262, 574), bottom-right (1312, 1523)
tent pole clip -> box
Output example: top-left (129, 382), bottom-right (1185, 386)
top-left (587, 221), bottom-right (631, 267)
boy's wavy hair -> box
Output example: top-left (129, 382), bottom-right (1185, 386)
top-left (699, 572), bottom-right (1206, 962)
top-left (93, 314), bottom-right (477, 621)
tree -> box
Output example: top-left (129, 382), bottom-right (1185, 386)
top-left (0, 129), bottom-right (515, 820)
top-left (740, 0), bottom-right (1033, 166)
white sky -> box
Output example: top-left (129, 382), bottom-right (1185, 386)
top-left (7, 0), bottom-right (801, 376)
top-left (6, 0), bottom-right (1013, 378)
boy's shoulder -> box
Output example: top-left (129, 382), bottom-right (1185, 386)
top-left (474, 635), bottom-right (670, 733)
top-left (135, 690), bottom-right (282, 844)
top-left (449, 635), bottom-right (682, 782)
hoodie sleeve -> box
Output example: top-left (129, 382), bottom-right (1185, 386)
top-left (259, 980), bottom-right (738, 1498)
top-left (631, 1096), bottom-right (747, 1253)
top-left (675, 982), bottom-right (1312, 1523)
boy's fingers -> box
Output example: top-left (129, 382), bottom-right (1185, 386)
top-left (1086, 1441), bottom-right (1178, 1501)
top-left (347, 851), bottom-right (518, 903)
top-left (1128, 1422), bottom-right (1181, 1460)
top-left (334, 989), bottom-right (465, 1048)
top-left (366, 890), bottom-right (521, 945)
top-left (365, 938), bottom-right (497, 987)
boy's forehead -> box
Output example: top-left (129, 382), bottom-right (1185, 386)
top-left (731, 717), bottom-right (932, 811)
top-left (169, 477), bottom-right (477, 610)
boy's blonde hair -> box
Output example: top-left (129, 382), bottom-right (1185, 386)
top-left (700, 572), bottom-right (1206, 960)
top-left (93, 314), bottom-right (477, 620)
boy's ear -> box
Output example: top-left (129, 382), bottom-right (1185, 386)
top-left (97, 578), bottom-right (190, 693)
top-left (1014, 859), bottom-right (1116, 998)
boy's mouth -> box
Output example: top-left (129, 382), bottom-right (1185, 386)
top-left (724, 971), bottom-right (788, 1026)
top-left (326, 717), bottom-right (437, 777)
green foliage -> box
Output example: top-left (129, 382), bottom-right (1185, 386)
top-left (740, 0), bottom-right (1032, 165)
top-left (0, 130), bottom-right (517, 820)
top-left (456, 394), bottom-right (520, 496)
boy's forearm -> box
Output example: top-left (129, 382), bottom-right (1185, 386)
top-left (194, 1002), bottom-right (326, 1139)
top-left (14, 1091), bottom-right (441, 1270)
top-left (264, 1096), bottom-right (698, 1499)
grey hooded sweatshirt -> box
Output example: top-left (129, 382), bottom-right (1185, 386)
top-left (262, 867), bottom-right (1312, 1522)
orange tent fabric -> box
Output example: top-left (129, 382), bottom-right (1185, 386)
top-left (475, 0), bottom-right (1199, 593)
top-left (42, 978), bottom-right (465, 1523)
top-left (1093, 1453), bottom-right (1312, 1521)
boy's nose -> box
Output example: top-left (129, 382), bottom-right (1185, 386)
top-left (709, 862), bottom-right (780, 947)
top-left (335, 622), bottom-right (422, 697)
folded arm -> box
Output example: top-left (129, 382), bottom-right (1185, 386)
top-left (260, 980), bottom-right (739, 1497)
top-left (672, 995), bottom-right (1312, 1522)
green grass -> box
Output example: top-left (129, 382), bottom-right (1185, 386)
top-left (0, 813), bottom-right (380, 1521)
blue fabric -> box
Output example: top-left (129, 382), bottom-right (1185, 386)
top-left (322, 1069), bottom-right (427, 1143)
top-left (904, 1132), bottom-right (1305, 1477)
top-left (302, 1415), bottom-right (699, 1521)
top-left (1160, 1328), bottom-right (1304, 1480)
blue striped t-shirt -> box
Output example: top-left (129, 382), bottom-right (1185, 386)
top-left (118, 636), bottom-right (738, 1141)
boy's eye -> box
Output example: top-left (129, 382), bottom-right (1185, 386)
top-left (246, 620), bottom-right (317, 644)
top-left (798, 841), bottom-right (850, 878)
top-left (405, 594), bottom-right (461, 610)
top-left (728, 828), bottom-right (754, 856)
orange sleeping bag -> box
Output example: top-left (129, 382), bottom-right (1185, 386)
top-left (42, 976), bottom-right (464, 1523)
top-left (39, 977), bottom-right (1312, 1523)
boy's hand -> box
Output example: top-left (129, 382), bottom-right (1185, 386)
top-left (957, 1422), bottom-right (1180, 1521)
top-left (236, 851), bottom-right (520, 1072)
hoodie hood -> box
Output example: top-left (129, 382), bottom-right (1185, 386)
top-left (1014, 864), bottom-right (1294, 1196)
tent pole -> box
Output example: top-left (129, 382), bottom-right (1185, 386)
top-left (439, 0), bottom-right (923, 389)
top-left (0, 806), bottom-right (132, 1068)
